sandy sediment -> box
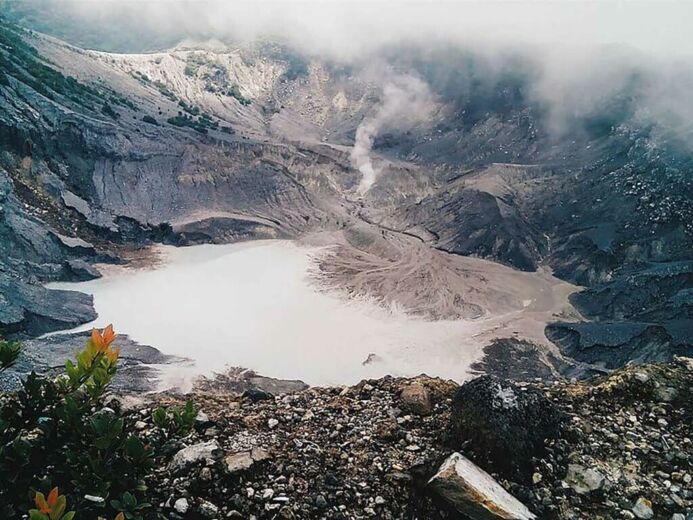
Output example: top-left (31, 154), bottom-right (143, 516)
top-left (304, 224), bottom-right (582, 353)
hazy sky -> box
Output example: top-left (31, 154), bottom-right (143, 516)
top-left (25, 0), bottom-right (693, 58)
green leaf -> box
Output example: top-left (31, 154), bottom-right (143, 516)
top-left (0, 339), bottom-right (21, 372)
top-left (151, 408), bottom-right (168, 428)
top-left (29, 510), bottom-right (48, 520)
top-left (122, 491), bottom-right (136, 507)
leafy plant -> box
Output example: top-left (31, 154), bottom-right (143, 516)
top-left (29, 487), bottom-right (75, 520)
top-left (0, 326), bottom-right (155, 517)
top-left (0, 323), bottom-right (199, 517)
top-left (0, 339), bottom-right (21, 372)
top-left (152, 399), bottom-right (196, 435)
top-left (110, 491), bottom-right (150, 520)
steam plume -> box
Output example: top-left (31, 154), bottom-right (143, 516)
top-left (351, 74), bottom-right (436, 194)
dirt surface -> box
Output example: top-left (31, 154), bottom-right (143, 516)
top-left (306, 227), bottom-right (581, 353)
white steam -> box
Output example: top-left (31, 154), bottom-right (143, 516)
top-left (351, 74), bottom-right (436, 194)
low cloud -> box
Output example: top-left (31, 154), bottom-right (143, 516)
top-left (8, 0), bottom-right (693, 149)
top-left (9, 0), bottom-right (693, 58)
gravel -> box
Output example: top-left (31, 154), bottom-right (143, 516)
top-left (111, 358), bottom-right (692, 519)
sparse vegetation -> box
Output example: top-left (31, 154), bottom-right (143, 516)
top-left (101, 102), bottom-right (120, 119)
top-left (183, 53), bottom-right (207, 77)
top-left (178, 99), bottom-right (200, 115)
top-left (0, 17), bottom-right (100, 105)
top-left (151, 400), bottom-right (196, 439)
top-left (132, 71), bottom-right (150, 83)
top-left (167, 111), bottom-right (219, 134)
top-left (109, 94), bottom-right (137, 111)
top-left (226, 84), bottom-right (251, 106)
top-left (141, 115), bottom-right (158, 125)
top-left (152, 80), bottom-right (176, 101)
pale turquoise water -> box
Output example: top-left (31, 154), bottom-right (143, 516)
top-left (50, 240), bottom-right (484, 387)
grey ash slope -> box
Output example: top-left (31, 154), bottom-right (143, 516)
top-left (0, 18), bottom-right (690, 374)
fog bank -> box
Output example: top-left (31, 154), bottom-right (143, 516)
top-left (7, 0), bottom-right (693, 58)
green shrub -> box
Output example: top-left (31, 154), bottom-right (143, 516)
top-left (152, 399), bottom-right (196, 436)
top-left (225, 84), bottom-right (251, 106)
top-left (0, 339), bottom-right (21, 372)
top-left (109, 491), bottom-right (150, 520)
top-left (0, 325), bottom-right (188, 518)
top-left (101, 103), bottom-right (119, 120)
top-left (141, 115), bottom-right (158, 125)
top-left (166, 113), bottom-right (219, 134)
top-left (152, 80), bottom-right (176, 101)
top-left (177, 99), bottom-right (200, 115)
top-left (0, 19), bottom-right (101, 106)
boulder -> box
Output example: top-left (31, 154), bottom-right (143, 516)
top-left (199, 500), bottom-right (219, 518)
top-left (224, 447), bottom-right (270, 474)
top-left (428, 452), bottom-right (536, 520)
top-left (224, 451), bottom-right (254, 473)
top-left (173, 497), bottom-right (189, 514)
top-left (242, 388), bottom-right (273, 402)
top-left (632, 497), bottom-right (654, 519)
top-left (0, 273), bottom-right (97, 337)
top-left (400, 383), bottom-right (433, 415)
top-left (447, 376), bottom-right (562, 481)
top-left (169, 440), bottom-right (221, 473)
top-left (64, 259), bottom-right (101, 281)
top-left (564, 464), bottom-right (605, 494)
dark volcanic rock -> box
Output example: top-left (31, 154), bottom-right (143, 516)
top-left (570, 261), bottom-right (693, 323)
top-left (63, 258), bottom-right (102, 281)
top-left (470, 338), bottom-right (565, 381)
top-left (194, 367), bottom-right (309, 395)
top-left (0, 331), bottom-right (182, 393)
top-left (391, 180), bottom-right (547, 272)
top-left (447, 375), bottom-right (563, 481)
top-left (546, 320), bottom-right (693, 369)
top-left (0, 273), bottom-right (96, 337)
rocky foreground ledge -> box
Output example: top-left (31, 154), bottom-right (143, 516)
top-left (108, 359), bottom-right (692, 520)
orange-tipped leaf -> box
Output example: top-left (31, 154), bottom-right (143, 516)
top-left (46, 487), bottom-right (59, 508)
top-left (35, 491), bottom-right (50, 513)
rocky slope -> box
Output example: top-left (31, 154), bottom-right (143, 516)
top-left (106, 356), bottom-right (693, 519)
top-left (0, 16), bottom-right (691, 376)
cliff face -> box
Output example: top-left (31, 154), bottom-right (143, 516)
top-left (0, 18), bottom-right (690, 371)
